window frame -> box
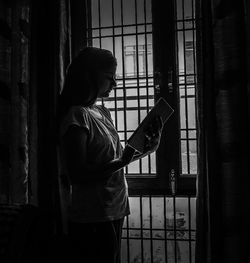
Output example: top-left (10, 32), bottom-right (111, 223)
top-left (70, 0), bottom-right (197, 196)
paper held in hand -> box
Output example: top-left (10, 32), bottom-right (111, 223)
top-left (127, 97), bottom-right (174, 153)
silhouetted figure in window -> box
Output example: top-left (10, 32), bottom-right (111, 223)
top-left (57, 47), bottom-right (162, 263)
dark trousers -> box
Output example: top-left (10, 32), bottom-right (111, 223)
top-left (67, 218), bottom-right (124, 263)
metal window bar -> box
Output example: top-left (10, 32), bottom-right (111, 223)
top-left (176, 0), bottom-right (198, 176)
top-left (111, 0), bottom-right (119, 129)
top-left (98, 0), bottom-right (101, 48)
top-left (139, 196), bottom-right (144, 262)
top-left (143, 0), bottom-right (152, 174)
top-left (123, 196), bottom-right (196, 263)
top-left (120, 0), bottom-right (129, 174)
top-left (181, 0), bottom-right (191, 175)
top-left (149, 195), bottom-right (153, 263)
top-left (134, 0), bottom-right (142, 175)
top-left (163, 196), bottom-right (168, 262)
top-left (191, 0), bottom-right (199, 170)
top-left (89, 0), bottom-right (155, 176)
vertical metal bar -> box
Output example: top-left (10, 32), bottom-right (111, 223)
top-left (174, 0), bottom-right (183, 175)
top-left (126, 214), bottom-right (130, 263)
top-left (111, 0), bottom-right (115, 56)
top-left (149, 196), bottom-right (153, 263)
top-left (86, 0), bottom-right (93, 47)
top-left (120, 0), bottom-right (128, 174)
top-left (173, 196), bottom-right (177, 262)
top-left (98, 0), bottom-right (102, 48)
top-left (134, 0), bottom-right (143, 174)
top-left (144, 0), bottom-right (152, 174)
top-left (191, 0), bottom-right (197, 79)
top-left (181, 0), bottom-right (191, 174)
top-left (111, 0), bottom-right (118, 129)
top-left (140, 195), bottom-right (144, 263)
top-left (188, 196), bottom-right (192, 262)
top-left (163, 196), bottom-right (169, 263)
top-left (191, 0), bottom-right (198, 170)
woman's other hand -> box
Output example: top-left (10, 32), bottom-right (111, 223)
top-left (143, 115), bottom-right (163, 154)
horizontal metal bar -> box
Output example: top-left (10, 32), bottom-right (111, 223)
top-left (88, 31), bottom-right (152, 40)
top-left (180, 128), bottom-right (197, 131)
top-left (105, 94), bottom-right (154, 100)
top-left (122, 227), bottom-right (196, 232)
top-left (89, 22), bottom-right (152, 30)
top-left (175, 18), bottom-right (197, 22)
top-left (108, 107), bottom-right (153, 111)
top-left (121, 237), bottom-right (196, 242)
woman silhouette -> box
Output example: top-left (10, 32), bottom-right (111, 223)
top-left (57, 47), bottom-right (162, 263)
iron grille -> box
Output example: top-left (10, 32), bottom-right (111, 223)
top-left (87, 0), bottom-right (156, 176)
top-left (176, 0), bottom-right (198, 176)
top-left (84, 0), bottom-right (197, 262)
top-left (122, 196), bottom-right (196, 262)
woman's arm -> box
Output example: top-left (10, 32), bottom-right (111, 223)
top-left (62, 125), bottom-right (135, 184)
top-left (63, 115), bottom-right (163, 184)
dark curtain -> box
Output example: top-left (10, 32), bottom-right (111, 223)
top-left (29, 0), bottom-right (71, 233)
top-left (0, 1), bottom-right (71, 262)
top-left (196, 0), bottom-right (250, 262)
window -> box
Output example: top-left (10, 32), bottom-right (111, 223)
top-left (70, 0), bottom-right (198, 262)
top-left (71, 0), bottom-right (198, 196)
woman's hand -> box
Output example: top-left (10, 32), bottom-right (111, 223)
top-left (143, 115), bottom-right (163, 154)
top-left (120, 116), bottom-right (163, 166)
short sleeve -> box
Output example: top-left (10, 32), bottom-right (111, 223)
top-left (60, 106), bottom-right (90, 138)
top-left (98, 105), bottom-right (113, 123)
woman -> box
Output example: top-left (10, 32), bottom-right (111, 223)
top-left (57, 47), bottom-right (162, 262)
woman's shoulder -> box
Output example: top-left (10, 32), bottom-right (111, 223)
top-left (60, 106), bottom-right (91, 137)
top-left (66, 105), bottom-right (92, 118)
top-left (62, 106), bottom-right (92, 127)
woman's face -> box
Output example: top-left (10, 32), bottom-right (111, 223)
top-left (96, 65), bottom-right (117, 98)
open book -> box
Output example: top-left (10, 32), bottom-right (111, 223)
top-left (127, 97), bottom-right (174, 153)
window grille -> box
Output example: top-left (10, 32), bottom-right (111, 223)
top-left (122, 196), bottom-right (196, 263)
top-left (88, 0), bottom-right (156, 176)
top-left (176, 0), bottom-right (198, 177)
top-left (79, 0), bottom-right (198, 262)
top-left (84, 0), bottom-right (198, 191)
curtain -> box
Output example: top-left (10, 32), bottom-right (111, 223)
top-left (0, 0), bottom-right (30, 204)
top-left (29, 0), bottom-right (71, 234)
top-left (196, 0), bottom-right (250, 262)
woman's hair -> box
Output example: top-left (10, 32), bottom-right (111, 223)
top-left (58, 47), bottom-right (117, 121)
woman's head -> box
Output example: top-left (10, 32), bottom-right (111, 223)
top-left (61, 47), bottom-right (117, 107)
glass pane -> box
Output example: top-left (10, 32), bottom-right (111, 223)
top-left (100, 0), bottom-right (113, 27)
top-left (123, 0), bottom-right (135, 25)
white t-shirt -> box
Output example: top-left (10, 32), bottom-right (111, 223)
top-left (58, 104), bottom-right (130, 223)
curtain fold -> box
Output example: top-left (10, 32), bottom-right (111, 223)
top-left (196, 0), bottom-right (250, 262)
top-left (56, 0), bottom-right (71, 235)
